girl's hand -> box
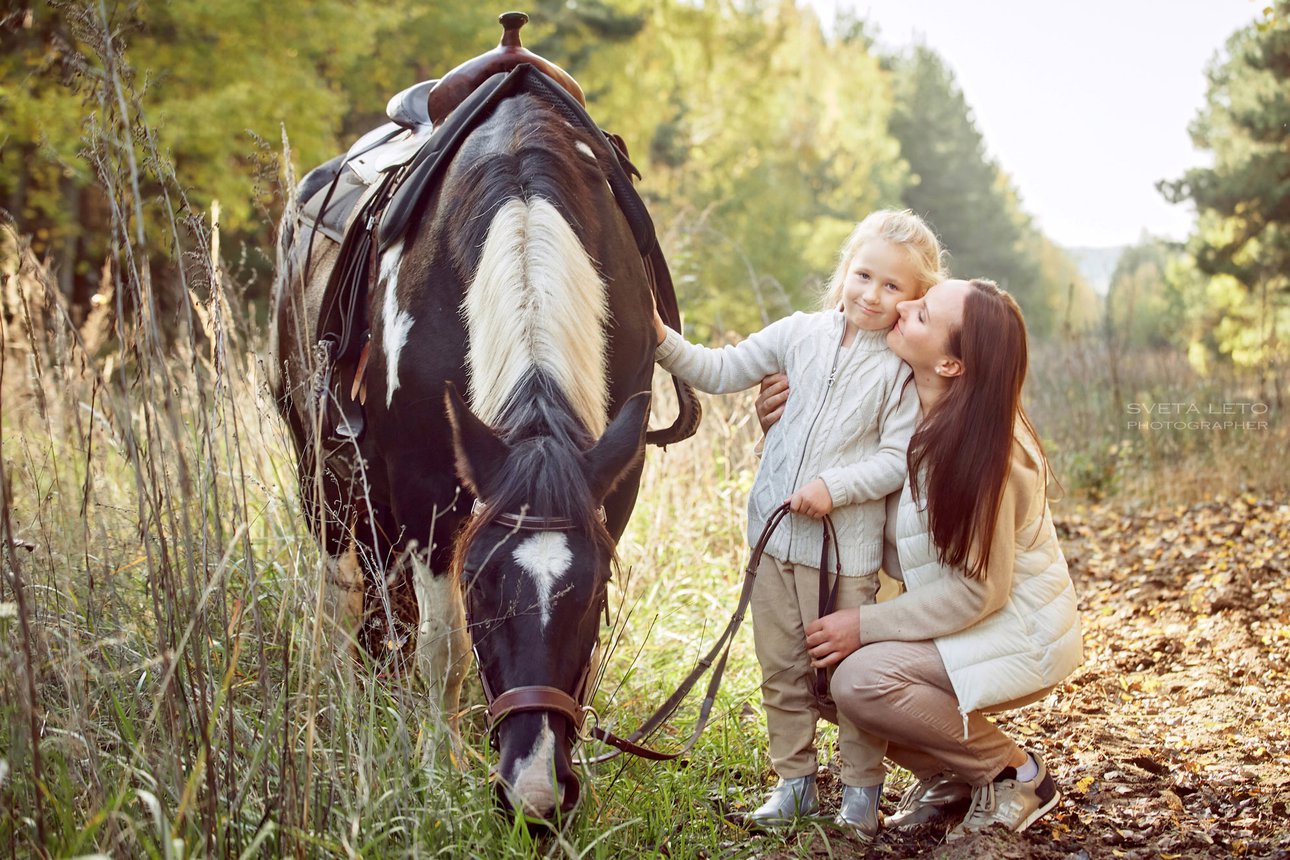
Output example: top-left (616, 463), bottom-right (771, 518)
top-left (806, 608), bottom-right (861, 669)
top-left (787, 478), bottom-right (833, 518)
top-left (756, 372), bottom-right (790, 433)
top-left (651, 300), bottom-right (667, 346)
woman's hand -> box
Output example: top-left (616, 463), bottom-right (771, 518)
top-left (806, 608), bottom-right (861, 669)
top-left (787, 478), bottom-right (833, 518)
top-left (755, 372), bottom-right (790, 433)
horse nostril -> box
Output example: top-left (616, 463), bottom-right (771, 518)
top-left (559, 774), bottom-right (581, 814)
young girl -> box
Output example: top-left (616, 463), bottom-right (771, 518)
top-left (651, 210), bottom-right (945, 837)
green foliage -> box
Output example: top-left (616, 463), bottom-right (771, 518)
top-left (1104, 238), bottom-right (1186, 350)
top-left (4, 0), bottom-right (1079, 344)
top-left (1160, 0), bottom-right (1289, 389)
top-left (581, 2), bottom-right (907, 339)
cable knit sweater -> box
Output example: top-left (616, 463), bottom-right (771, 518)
top-left (655, 311), bottom-right (918, 575)
top-left (858, 440), bottom-right (1083, 714)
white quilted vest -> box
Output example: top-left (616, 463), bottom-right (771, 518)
top-left (895, 460), bottom-right (1083, 717)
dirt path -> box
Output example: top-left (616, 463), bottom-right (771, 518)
top-left (762, 497), bottom-right (1290, 859)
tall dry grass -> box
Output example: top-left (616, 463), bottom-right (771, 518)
top-left (1028, 335), bottom-right (1286, 505)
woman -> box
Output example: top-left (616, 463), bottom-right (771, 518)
top-left (767, 278), bottom-right (1082, 840)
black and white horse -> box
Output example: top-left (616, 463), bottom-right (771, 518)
top-left (271, 82), bottom-right (667, 818)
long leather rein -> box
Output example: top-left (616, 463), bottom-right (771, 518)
top-left (467, 500), bottom-right (843, 763)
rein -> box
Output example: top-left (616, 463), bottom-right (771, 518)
top-left (465, 500), bottom-right (842, 763)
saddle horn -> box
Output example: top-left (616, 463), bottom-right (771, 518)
top-left (427, 11), bottom-right (586, 124)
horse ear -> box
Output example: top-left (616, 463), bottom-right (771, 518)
top-left (583, 392), bottom-right (651, 502)
top-left (444, 382), bottom-right (510, 499)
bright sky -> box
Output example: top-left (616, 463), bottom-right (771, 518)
top-left (809, 0), bottom-right (1265, 248)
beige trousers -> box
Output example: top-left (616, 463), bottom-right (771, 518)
top-left (830, 639), bottom-right (1026, 786)
top-left (751, 554), bottom-right (885, 786)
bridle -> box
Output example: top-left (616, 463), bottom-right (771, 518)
top-left (462, 500), bottom-right (842, 763)
top-left (465, 499), bottom-right (605, 747)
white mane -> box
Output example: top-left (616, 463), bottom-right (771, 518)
top-left (462, 197), bottom-right (610, 436)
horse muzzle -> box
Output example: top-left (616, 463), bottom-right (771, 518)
top-left (493, 711), bottom-right (581, 819)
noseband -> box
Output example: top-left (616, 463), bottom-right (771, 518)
top-left (466, 499), bottom-right (606, 745)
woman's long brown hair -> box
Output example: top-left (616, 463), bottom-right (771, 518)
top-left (907, 279), bottom-right (1044, 579)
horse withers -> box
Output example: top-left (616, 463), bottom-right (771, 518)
top-left (270, 68), bottom-right (675, 818)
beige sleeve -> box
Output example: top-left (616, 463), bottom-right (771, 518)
top-left (857, 451), bottom-right (1036, 644)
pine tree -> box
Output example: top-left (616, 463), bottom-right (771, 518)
top-left (1159, 1), bottom-right (1289, 399)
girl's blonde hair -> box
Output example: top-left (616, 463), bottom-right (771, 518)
top-left (821, 209), bottom-right (947, 310)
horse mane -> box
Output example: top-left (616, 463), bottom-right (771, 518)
top-left (439, 93), bottom-right (619, 578)
top-left (438, 95), bottom-right (600, 283)
top-left (451, 370), bottom-right (616, 580)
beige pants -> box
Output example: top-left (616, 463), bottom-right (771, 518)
top-left (751, 554), bottom-right (885, 786)
top-left (830, 639), bottom-right (1027, 786)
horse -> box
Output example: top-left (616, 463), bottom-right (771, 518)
top-left (269, 27), bottom-right (696, 819)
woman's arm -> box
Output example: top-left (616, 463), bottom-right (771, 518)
top-left (806, 456), bottom-right (1034, 666)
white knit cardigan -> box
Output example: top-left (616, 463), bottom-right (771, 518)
top-left (656, 311), bottom-right (918, 575)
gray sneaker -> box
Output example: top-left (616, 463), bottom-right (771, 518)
top-left (833, 783), bottom-right (882, 841)
top-left (748, 775), bottom-right (818, 825)
top-left (886, 773), bottom-right (972, 828)
top-left (947, 754), bottom-right (1060, 840)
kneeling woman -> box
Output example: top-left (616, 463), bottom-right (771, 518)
top-left (804, 278), bottom-right (1083, 839)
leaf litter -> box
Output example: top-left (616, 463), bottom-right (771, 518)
top-left (745, 496), bottom-right (1290, 859)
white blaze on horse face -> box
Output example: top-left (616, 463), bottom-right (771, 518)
top-left (380, 239), bottom-right (412, 407)
top-left (574, 141), bottom-right (596, 161)
top-left (513, 532), bottom-right (573, 628)
top-left (505, 714), bottom-right (559, 816)
top-left (463, 197), bottom-right (609, 435)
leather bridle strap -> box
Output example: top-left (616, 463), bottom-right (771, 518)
top-left (487, 685), bottom-right (584, 731)
top-left (815, 514), bottom-right (843, 698)
top-left (578, 501), bottom-right (840, 763)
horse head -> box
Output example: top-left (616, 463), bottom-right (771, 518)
top-left (446, 384), bottom-right (649, 817)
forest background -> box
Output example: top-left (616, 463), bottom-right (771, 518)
top-left (1, 1), bottom-right (1288, 858)
top-left (5, 0), bottom-right (1287, 480)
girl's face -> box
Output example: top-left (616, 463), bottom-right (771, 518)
top-left (840, 239), bottom-right (921, 333)
top-left (887, 279), bottom-right (970, 372)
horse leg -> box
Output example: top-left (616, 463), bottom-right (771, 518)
top-left (322, 538), bottom-right (366, 660)
top-left (410, 548), bottom-right (469, 762)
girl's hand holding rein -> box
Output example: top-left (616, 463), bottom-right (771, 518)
top-left (787, 478), bottom-right (834, 518)
top-left (806, 608), bottom-right (861, 669)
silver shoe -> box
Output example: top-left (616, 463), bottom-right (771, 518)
top-left (887, 773), bottom-right (972, 828)
top-left (748, 775), bottom-right (818, 825)
top-left (833, 783), bottom-right (882, 841)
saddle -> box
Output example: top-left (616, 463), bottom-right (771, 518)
top-left (295, 13), bottom-right (694, 447)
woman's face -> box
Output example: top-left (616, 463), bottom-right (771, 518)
top-left (886, 279), bottom-right (970, 372)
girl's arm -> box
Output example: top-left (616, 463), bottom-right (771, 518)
top-left (816, 367), bottom-right (919, 507)
top-left (654, 315), bottom-right (800, 395)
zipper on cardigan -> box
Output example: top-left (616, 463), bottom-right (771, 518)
top-left (784, 318), bottom-right (848, 557)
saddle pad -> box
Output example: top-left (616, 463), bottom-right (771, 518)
top-left (299, 167), bottom-right (374, 244)
top-left (347, 122), bottom-right (436, 185)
